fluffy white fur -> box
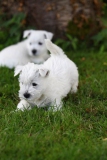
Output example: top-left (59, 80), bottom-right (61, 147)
top-left (14, 39), bottom-right (79, 111)
top-left (0, 30), bottom-right (53, 68)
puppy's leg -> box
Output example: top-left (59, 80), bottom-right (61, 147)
top-left (17, 99), bottom-right (31, 111)
top-left (49, 98), bottom-right (63, 112)
top-left (71, 80), bottom-right (78, 94)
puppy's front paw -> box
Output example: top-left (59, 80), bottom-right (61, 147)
top-left (17, 99), bottom-right (31, 111)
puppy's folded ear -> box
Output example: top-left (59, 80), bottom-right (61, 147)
top-left (44, 31), bottom-right (53, 40)
top-left (23, 29), bottom-right (34, 38)
top-left (39, 68), bottom-right (49, 77)
top-left (14, 65), bottom-right (23, 76)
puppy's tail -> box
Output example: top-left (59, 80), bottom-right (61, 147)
top-left (45, 39), bottom-right (64, 56)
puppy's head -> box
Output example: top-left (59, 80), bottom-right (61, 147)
top-left (14, 63), bottom-right (49, 103)
top-left (23, 30), bottom-right (53, 57)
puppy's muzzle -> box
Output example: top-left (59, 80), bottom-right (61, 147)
top-left (23, 92), bottom-right (30, 99)
top-left (32, 49), bottom-right (37, 55)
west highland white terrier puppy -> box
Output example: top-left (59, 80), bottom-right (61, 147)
top-left (14, 39), bottom-right (79, 111)
top-left (0, 30), bottom-right (53, 68)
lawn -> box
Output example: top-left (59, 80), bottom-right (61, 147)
top-left (0, 49), bottom-right (107, 160)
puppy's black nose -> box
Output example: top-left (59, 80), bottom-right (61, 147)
top-left (23, 92), bottom-right (30, 98)
top-left (32, 49), bottom-right (37, 55)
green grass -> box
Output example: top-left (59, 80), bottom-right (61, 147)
top-left (0, 50), bottom-right (107, 160)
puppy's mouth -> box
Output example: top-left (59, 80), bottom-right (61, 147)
top-left (22, 96), bottom-right (33, 102)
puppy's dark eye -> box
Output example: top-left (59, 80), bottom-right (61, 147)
top-left (32, 83), bottom-right (37, 86)
top-left (38, 42), bottom-right (42, 45)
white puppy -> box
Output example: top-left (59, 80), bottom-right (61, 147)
top-left (14, 39), bottom-right (79, 111)
top-left (0, 30), bottom-right (53, 68)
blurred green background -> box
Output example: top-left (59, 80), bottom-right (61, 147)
top-left (0, 0), bottom-right (107, 52)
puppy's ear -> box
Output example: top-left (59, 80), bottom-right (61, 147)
top-left (44, 31), bottom-right (53, 40)
top-left (39, 69), bottom-right (49, 77)
top-left (14, 65), bottom-right (23, 76)
top-left (23, 30), bottom-right (34, 38)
